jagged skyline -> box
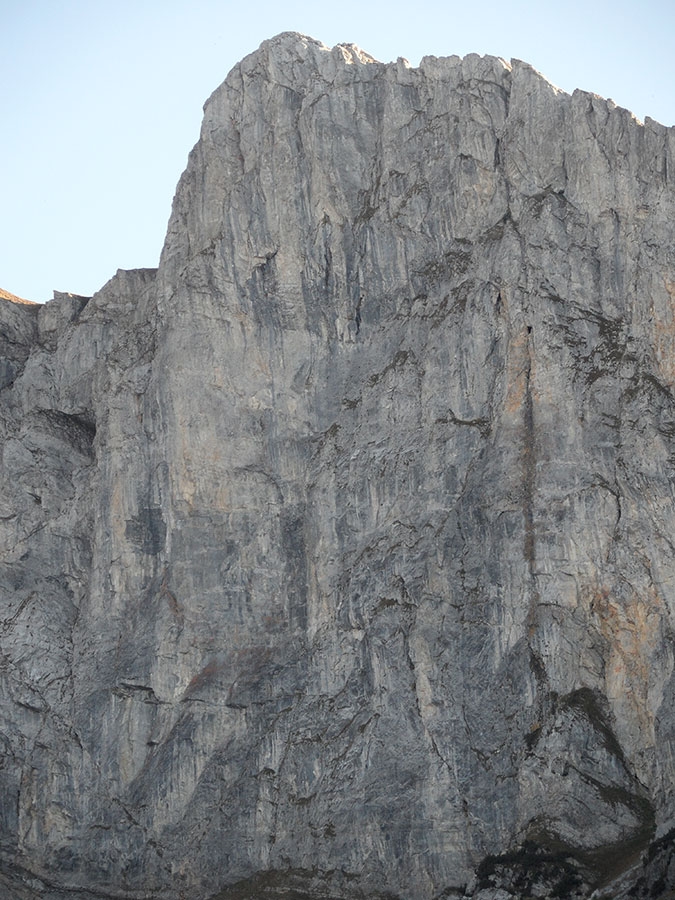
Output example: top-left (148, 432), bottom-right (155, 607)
top-left (3, 0), bottom-right (674, 304)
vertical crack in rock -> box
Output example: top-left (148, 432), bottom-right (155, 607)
top-left (521, 325), bottom-right (548, 700)
top-left (522, 327), bottom-right (537, 590)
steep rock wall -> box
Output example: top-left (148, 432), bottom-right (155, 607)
top-left (2, 32), bottom-right (675, 900)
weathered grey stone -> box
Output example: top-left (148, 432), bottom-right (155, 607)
top-left (2, 30), bottom-right (675, 900)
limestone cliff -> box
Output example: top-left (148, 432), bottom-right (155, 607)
top-left (2, 32), bottom-right (675, 900)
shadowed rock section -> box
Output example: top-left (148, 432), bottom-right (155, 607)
top-left (2, 31), bottom-right (675, 900)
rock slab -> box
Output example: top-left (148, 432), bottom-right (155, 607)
top-left (2, 31), bottom-right (675, 900)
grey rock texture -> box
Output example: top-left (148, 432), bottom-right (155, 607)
top-left (2, 31), bottom-right (675, 900)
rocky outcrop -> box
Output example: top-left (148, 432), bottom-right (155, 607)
top-left (2, 31), bottom-right (675, 900)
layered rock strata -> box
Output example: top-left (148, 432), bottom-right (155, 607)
top-left (2, 31), bottom-right (675, 900)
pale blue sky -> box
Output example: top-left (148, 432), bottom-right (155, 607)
top-left (3, 0), bottom-right (674, 302)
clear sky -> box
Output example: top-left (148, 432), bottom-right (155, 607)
top-left (3, 0), bottom-right (674, 303)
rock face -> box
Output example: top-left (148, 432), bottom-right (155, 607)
top-left (2, 31), bottom-right (675, 900)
